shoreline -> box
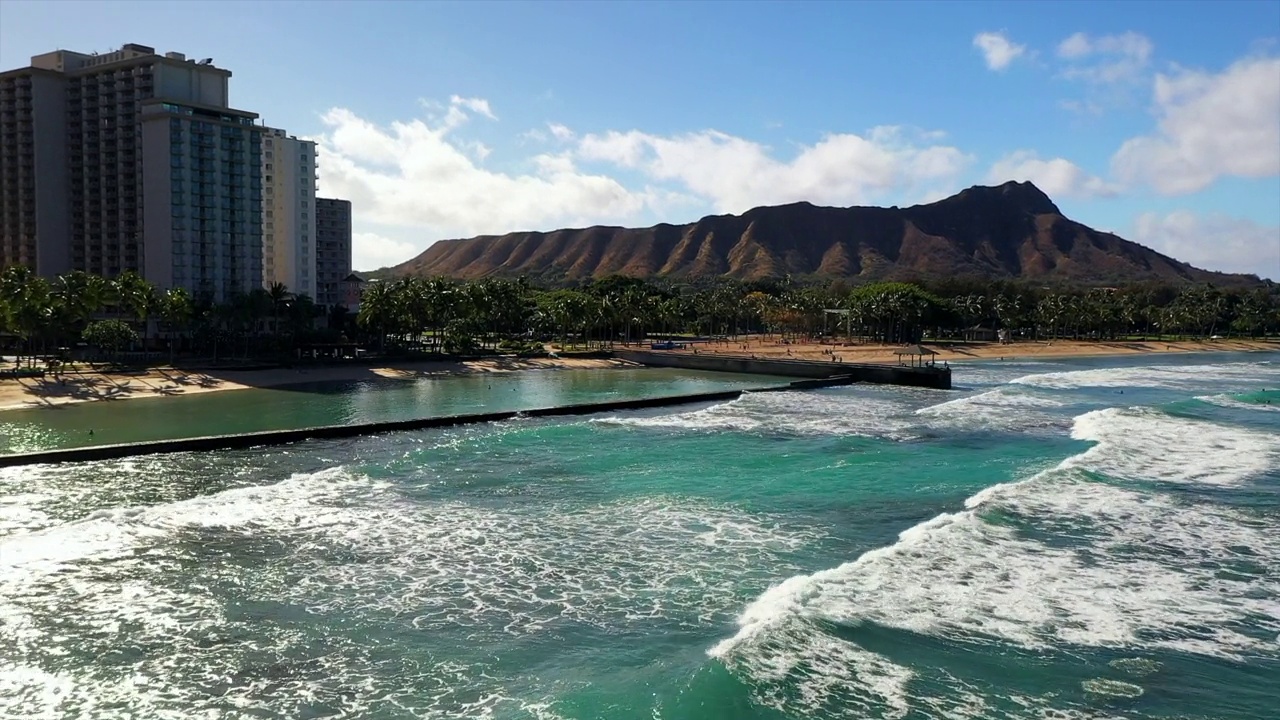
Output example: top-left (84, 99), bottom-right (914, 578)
top-left (948, 346), bottom-right (1280, 365)
top-left (2, 338), bottom-right (1276, 412)
top-left (0, 357), bottom-right (639, 412)
top-left (669, 337), bottom-right (1280, 366)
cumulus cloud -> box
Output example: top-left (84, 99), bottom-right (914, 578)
top-left (1057, 32), bottom-right (1093, 60)
top-left (352, 231), bottom-right (419, 271)
top-left (548, 123), bottom-right (575, 141)
top-left (987, 151), bottom-right (1120, 198)
top-left (1057, 32), bottom-right (1154, 84)
top-left (1132, 210), bottom-right (1280, 278)
top-left (448, 95), bottom-right (496, 120)
top-left (314, 102), bottom-right (667, 245)
top-left (575, 125), bottom-right (973, 213)
top-left (521, 122), bottom-right (575, 144)
top-left (315, 93), bottom-right (986, 267)
top-left (1111, 56), bottom-right (1280, 195)
top-left (973, 31), bottom-right (1027, 71)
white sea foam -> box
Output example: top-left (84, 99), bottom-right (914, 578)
top-left (0, 464), bottom-right (824, 718)
top-left (1196, 393), bottom-right (1280, 412)
top-left (594, 389), bottom-right (924, 440)
top-left (915, 387), bottom-right (1067, 433)
top-left (712, 402), bottom-right (1280, 717)
top-left (1011, 361), bottom-right (1280, 391)
top-left (714, 469), bottom-right (1280, 677)
top-left (948, 361), bottom-right (1074, 389)
top-left (722, 627), bottom-right (916, 719)
top-left (1081, 678), bottom-right (1144, 698)
top-left (1067, 406), bottom-right (1280, 486)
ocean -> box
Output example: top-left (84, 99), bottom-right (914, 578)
top-left (1, 352), bottom-right (1277, 719)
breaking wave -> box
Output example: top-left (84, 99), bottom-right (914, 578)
top-left (593, 390), bottom-right (927, 441)
top-left (0, 464), bottom-right (823, 719)
top-left (1010, 360), bottom-right (1280, 391)
top-left (710, 405), bottom-right (1280, 717)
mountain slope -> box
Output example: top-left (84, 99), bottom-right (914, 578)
top-left (390, 182), bottom-right (1258, 285)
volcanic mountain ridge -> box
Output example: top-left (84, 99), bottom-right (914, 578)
top-left (387, 181), bottom-right (1259, 285)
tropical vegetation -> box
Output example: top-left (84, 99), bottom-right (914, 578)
top-left (2, 264), bottom-right (1278, 369)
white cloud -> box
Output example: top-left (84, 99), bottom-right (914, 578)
top-left (1132, 210), bottom-right (1280, 278)
top-left (1057, 31), bottom-right (1154, 84)
top-left (548, 122), bottom-right (575, 141)
top-left (1111, 56), bottom-right (1280, 195)
top-left (973, 31), bottom-right (1027, 71)
top-left (352, 231), bottom-right (419, 271)
top-left (448, 95), bottom-right (496, 120)
top-left (522, 123), bottom-right (575, 145)
top-left (576, 125), bottom-right (973, 213)
top-left (314, 102), bottom-right (667, 247)
top-left (987, 151), bottom-right (1120, 199)
top-left (1057, 32), bottom-right (1093, 60)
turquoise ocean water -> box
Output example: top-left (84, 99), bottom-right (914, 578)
top-left (1, 353), bottom-right (1278, 718)
top-left (0, 368), bottom-right (780, 453)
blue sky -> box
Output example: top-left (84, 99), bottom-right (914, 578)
top-left (2, 0), bottom-right (1278, 277)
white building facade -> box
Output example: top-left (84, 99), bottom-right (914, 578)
top-left (260, 128), bottom-right (317, 299)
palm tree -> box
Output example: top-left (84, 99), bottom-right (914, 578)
top-left (54, 271), bottom-right (110, 332)
top-left (159, 288), bottom-right (194, 362)
top-left (993, 294), bottom-right (1023, 341)
top-left (5, 272), bottom-right (55, 367)
top-left (113, 271), bottom-right (156, 355)
top-left (356, 281), bottom-right (397, 351)
top-left (267, 282), bottom-right (292, 334)
top-left (287, 293), bottom-right (319, 338)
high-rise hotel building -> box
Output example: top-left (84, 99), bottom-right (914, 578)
top-left (261, 128), bottom-right (317, 299)
top-left (314, 197), bottom-right (352, 307)
top-left (0, 44), bottom-right (263, 301)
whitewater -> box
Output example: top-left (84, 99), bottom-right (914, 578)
top-left (2, 352), bottom-right (1277, 718)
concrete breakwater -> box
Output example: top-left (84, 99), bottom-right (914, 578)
top-left (0, 377), bottom-right (856, 467)
top-left (610, 349), bottom-right (952, 389)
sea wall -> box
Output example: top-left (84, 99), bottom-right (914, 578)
top-left (0, 378), bottom-right (848, 468)
top-left (610, 349), bottom-right (951, 389)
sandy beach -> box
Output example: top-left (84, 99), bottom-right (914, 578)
top-left (2, 338), bottom-right (1276, 411)
top-left (668, 336), bottom-right (1280, 365)
top-left (0, 357), bottom-right (637, 411)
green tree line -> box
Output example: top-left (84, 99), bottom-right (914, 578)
top-left (3, 265), bottom-right (1278, 367)
top-left (354, 274), bottom-right (1280, 353)
top-left (0, 265), bottom-right (338, 366)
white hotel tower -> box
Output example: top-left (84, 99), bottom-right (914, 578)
top-left (260, 128), bottom-right (317, 298)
